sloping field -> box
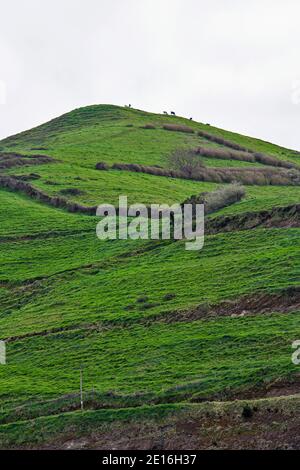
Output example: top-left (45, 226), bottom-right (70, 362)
top-left (0, 105), bottom-right (299, 449)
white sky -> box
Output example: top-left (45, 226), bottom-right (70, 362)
top-left (0, 0), bottom-right (300, 149)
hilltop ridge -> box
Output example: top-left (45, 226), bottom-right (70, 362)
top-left (1, 104), bottom-right (299, 160)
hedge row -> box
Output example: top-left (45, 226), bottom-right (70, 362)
top-left (97, 161), bottom-right (300, 186)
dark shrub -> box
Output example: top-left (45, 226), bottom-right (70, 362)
top-left (15, 173), bottom-right (40, 181)
top-left (136, 296), bottom-right (149, 303)
top-left (45, 180), bottom-right (59, 185)
top-left (138, 302), bottom-right (158, 310)
top-left (286, 169), bottom-right (300, 184)
top-left (30, 147), bottom-right (48, 151)
top-left (242, 405), bottom-right (253, 419)
top-left (59, 188), bottom-right (85, 196)
top-left (96, 162), bottom-right (110, 170)
top-left (141, 124), bottom-right (156, 129)
top-left (163, 293), bottom-right (176, 301)
top-left (112, 162), bottom-right (130, 171)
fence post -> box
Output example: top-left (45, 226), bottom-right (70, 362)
top-left (80, 367), bottom-right (84, 411)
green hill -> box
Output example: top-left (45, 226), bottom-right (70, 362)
top-left (0, 104), bottom-right (299, 449)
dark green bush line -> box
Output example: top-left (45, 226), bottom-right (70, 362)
top-left (98, 161), bottom-right (300, 186)
top-left (197, 130), bottom-right (298, 170)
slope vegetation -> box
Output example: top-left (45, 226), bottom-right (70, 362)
top-left (0, 104), bottom-right (299, 449)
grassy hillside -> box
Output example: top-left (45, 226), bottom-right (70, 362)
top-left (1, 104), bottom-right (300, 209)
top-left (0, 104), bottom-right (299, 449)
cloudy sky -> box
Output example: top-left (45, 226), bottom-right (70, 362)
top-left (0, 0), bottom-right (300, 149)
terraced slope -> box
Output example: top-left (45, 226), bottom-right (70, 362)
top-left (0, 104), bottom-right (299, 449)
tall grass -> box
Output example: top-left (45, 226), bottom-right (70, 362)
top-left (163, 124), bottom-right (195, 133)
top-left (183, 184), bottom-right (246, 215)
top-left (197, 132), bottom-right (298, 169)
top-left (98, 160), bottom-right (300, 186)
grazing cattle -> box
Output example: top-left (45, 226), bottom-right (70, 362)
top-left (189, 117), bottom-right (193, 120)
top-left (171, 111), bottom-right (176, 116)
top-left (163, 111), bottom-right (168, 115)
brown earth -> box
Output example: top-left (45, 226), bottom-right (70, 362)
top-left (158, 286), bottom-right (300, 325)
top-left (206, 203), bottom-right (300, 233)
top-left (32, 396), bottom-right (300, 450)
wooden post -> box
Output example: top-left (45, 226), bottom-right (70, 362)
top-left (80, 368), bottom-right (84, 411)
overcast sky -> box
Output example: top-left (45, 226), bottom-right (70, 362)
top-left (0, 0), bottom-right (300, 149)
